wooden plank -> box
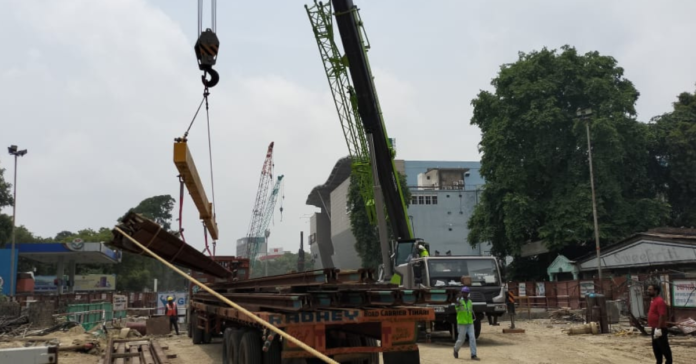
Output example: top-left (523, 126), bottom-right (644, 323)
top-left (114, 343), bottom-right (125, 364)
top-left (130, 344), bottom-right (141, 364)
top-left (140, 345), bottom-right (156, 364)
top-left (111, 352), bottom-right (142, 359)
top-left (151, 340), bottom-right (170, 364)
top-left (103, 338), bottom-right (114, 364)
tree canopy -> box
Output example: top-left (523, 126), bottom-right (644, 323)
top-left (467, 45), bottom-right (670, 258)
top-left (348, 171), bottom-right (411, 269)
top-left (649, 87), bottom-right (696, 228)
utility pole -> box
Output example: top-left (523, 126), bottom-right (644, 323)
top-left (298, 231), bottom-right (305, 272)
top-left (7, 145), bottom-right (27, 301)
top-left (576, 109), bottom-right (603, 292)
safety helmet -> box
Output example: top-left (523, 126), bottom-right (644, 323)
top-left (418, 245), bottom-right (425, 250)
top-left (167, 296), bottom-right (173, 301)
top-left (461, 286), bottom-right (470, 293)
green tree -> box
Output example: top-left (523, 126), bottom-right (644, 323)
top-left (649, 87), bottom-right (696, 227)
top-left (61, 194), bottom-right (184, 291)
top-left (0, 164), bottom-right (14, 247)
top-left (120, 195), bottom-right (176, 231)
top-left (348, 171), bottom-right (412, 269)
top-left (467, 45), bottom-right (669, 259)
top-left (54, 230), bottom-right (75, 241)
top-left (116, 194), bottom-right (184, 291)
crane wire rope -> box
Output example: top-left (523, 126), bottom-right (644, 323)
top-left (178, 0), bottom-right (220, 257)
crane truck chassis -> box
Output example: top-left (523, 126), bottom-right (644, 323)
top-left (110, 214), bottom-right (454, 363)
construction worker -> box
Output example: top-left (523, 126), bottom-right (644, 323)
top-left (418, 244), bottom-right (430, 257)
top-left (647, 284), bottom-right (672, 364)
top-left (453, 286), bottom-right (479, 361)
top-left (166, 296), bottom-right (180, 335)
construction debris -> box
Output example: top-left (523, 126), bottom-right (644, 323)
top-left (0, 315), bottom-right (30, 336)
top-left (100, 337), bottom-right (172, 364)
top-left (675, 318), bottom-right (696, 335)
top-left (549, 308), bottom-right (585, 323)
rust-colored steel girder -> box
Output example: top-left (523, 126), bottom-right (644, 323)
top-left (110, 212), bottom-right (231, 278)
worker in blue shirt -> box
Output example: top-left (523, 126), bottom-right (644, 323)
top-left (453, 286), bottom-right (480, 360)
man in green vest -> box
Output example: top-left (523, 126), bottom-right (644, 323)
top-left (453, 286), bottom-right (479, 360)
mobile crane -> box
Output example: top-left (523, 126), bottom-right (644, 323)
top-left (111, 2), bottom-right (449, 363)
top-left (307, 0), bottom-right (507, 340)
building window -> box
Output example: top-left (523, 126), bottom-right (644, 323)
top-left (411, 196), bottom-right (418, 205)
top-left (425, 196), bottom-right (432, 205)
top-left (432, 196), bottom-right (438, 205)
top-left (418, 196), bottom-right (425, 205)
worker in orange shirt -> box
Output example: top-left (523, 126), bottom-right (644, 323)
top-left (166, 296), bottom-right (180, 335)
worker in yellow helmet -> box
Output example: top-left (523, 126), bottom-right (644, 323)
top-left (418, 244), bottom-right (430, 257)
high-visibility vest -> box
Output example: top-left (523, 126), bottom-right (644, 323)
top-left (166, 302), bottom-right (177, 317)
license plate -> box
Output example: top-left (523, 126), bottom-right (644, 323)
top-left (494, 305), bottom-right (506, 311)
top-left (434, 306), bottom-right (445, 313)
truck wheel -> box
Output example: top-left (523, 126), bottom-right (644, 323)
top-left (222, 328), bottom-right (232, 364)
top-left (203, 329), bottom-right (213, 344)
top-left (228, 328), bottom-right (245, 364)
top-left (239, 330), bottom-right (262, 364)
top-left (364, 337), bottom-right (379, 364)
top-left (263, 335), bottom-right (281, 364)
top-left (192, 322), bottom-right (203, 345)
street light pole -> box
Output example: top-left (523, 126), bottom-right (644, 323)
top-left (576, 109), bottom-right (603, 291)
top-left (7, 145), bottom-right (27, 301)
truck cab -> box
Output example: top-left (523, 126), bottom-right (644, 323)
top-left (391, 242), bottom-right (507, 339)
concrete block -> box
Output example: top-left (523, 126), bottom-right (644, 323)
top-left (146, 316), bottom-right (170, 336)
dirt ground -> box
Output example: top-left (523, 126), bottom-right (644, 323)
top-left (157, 319), bottom-right (696, 364)
top-left (2, 319), bottom-right (694, 363)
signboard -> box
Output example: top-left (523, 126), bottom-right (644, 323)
top-left (672, 280), bottom-right (696, 308)
top-left (518, 283), bottom-right (526, 296)
top-left (0, 250), bottom-right (18, 296)
top-left (580, 281), bottom-right (595, 298)
top-left (113, 295), bottom-right (128, 311)
top-left (34, 274), bottom-right (116, 292)
top-left (157, 291), bottom-right (188, 323)
top-left (536, 282), bottom-right (546, 297)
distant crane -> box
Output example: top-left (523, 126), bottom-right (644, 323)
top-left (244, 142), bottom-right (284, 274)
top-left (258, 174), bottom-right (285, 275)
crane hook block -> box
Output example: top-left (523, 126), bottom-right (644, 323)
top-left (195, 28), bottom-right (220, 87)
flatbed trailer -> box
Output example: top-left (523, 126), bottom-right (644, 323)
top-left (187, 268), bottom-right (453, 364)
top-left (190, 300), bottom-right (433, 363)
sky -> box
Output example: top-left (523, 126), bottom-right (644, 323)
top-left (1, 0), bottom-right (695, 257)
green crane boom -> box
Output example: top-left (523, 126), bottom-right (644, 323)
top-left (305, 1), bottom-right (377, 224)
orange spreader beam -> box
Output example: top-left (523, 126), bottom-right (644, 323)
top-left (173, 140), bottom-right (219, 240)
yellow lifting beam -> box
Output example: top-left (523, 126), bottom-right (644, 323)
top-left (173, 140), bottom-right (219, 240)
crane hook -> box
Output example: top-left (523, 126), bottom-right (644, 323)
top-left (201, 67), bottom-right (219, 88)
